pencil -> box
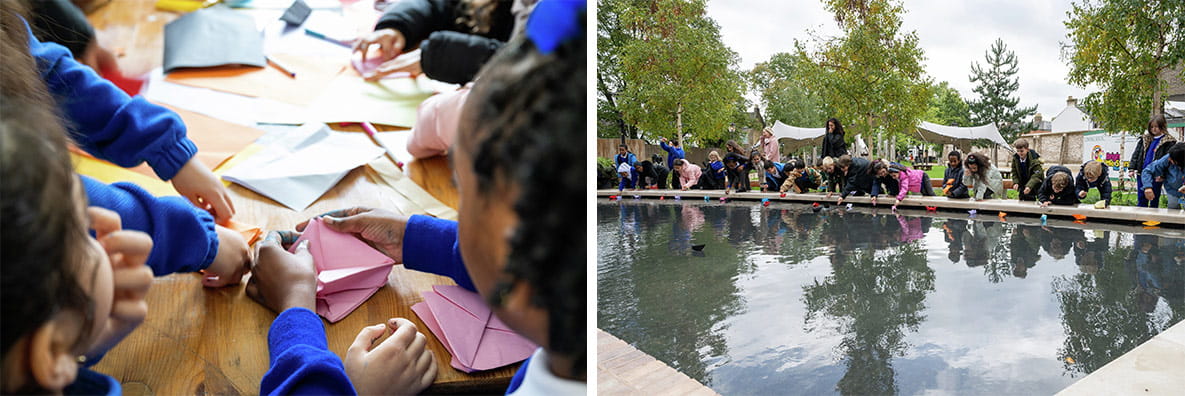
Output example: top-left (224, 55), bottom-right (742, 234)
top-left (361, 122), bottom-right (404, 170)
top-left (266, 56), bottom-right (296, 78)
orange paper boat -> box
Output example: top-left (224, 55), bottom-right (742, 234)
top-left (1143, 221), bottom-right (1161, 226)
top-left (998, 212), bottom-right (1007, 218)
top-left (1072, 214), bottom-right (1087, 221)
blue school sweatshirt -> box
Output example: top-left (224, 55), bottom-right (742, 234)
top-left (659, 141), bottom-right (685, 169)
top-left (82, 176), bottom-right (219, 276)
top-left (27, 19), bottom-right (197, 180)
top-left (260, 307), bottom-right (356, 395)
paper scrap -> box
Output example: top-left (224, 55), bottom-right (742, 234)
top-left (412, 285), bottom-right (536, 372)
top-left (163, 4), bottom-right (266, 73)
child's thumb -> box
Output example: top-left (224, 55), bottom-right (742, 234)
top-left (322, 215), bottom-right (364, 234)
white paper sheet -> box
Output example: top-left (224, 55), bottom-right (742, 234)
top-left (222, 123), bottom-right (385, 210)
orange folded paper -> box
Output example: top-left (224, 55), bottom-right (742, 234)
top-left (1072, 214), bottom-right (1087, 221)
top-left (166, 53), bottom-right (347, 107)
top-left (225, 219), bottom-right (263, 246)
top-left (1143, 220), bottom-right (1161, 226)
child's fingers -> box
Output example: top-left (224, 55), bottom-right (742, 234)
top-left (350, 323), bottom-right (390, 355)
top-left (413, 347), bottom-right (435, 378)
top-left (417, 351), bottom-right (438, 389)
top-left (373, 318), bottom-right (419, 358)
top-left (112, 266), bottom-right (153, 298)
top-left (87, 207), bottom-right (122, 239)
top-left (209, 192), bottom-right (235, 225)
top-left (109, 298), bottom-right (148, 323)
top-left (100, 231), bottom-right (154, 269)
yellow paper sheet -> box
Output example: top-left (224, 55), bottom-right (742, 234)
top-left (256, 74), bottom-right (434, 128)
top-left (366, 158), bottom-right (458, 220)
top-left (71, 153), bottom-right (179, 197)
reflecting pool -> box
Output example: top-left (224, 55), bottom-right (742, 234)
top-left (597, 201), bottom-right (1184, 395)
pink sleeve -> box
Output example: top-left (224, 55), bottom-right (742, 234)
top-left (408, 87), bottom-right (470, 159)
top-left (896, 171), bottom-right (911, 201)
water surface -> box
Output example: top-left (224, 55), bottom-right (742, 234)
top-left (597, 201), bottom-right (1184, 395)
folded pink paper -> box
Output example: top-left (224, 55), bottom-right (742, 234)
top-left (291, 218), bottom-right (395, 322)
top-left (412, 285), bottom-right (536, 372)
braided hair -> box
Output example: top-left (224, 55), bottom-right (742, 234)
top-left (460, 14), bottom-right (585, 375)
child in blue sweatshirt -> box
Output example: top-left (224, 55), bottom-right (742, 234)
top-left (2, 96), bottom-right (155, 396)
top-left (4, 4), bottom-right (249, 287)
top-left (246, 3), bottom-right (586, 394)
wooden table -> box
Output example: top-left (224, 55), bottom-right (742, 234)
top-left (85, 2), bottom-right (513, 394)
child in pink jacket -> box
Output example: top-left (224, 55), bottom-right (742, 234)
top-left (407, 86), bottom-right (471, 158)
top-left (872, 162), bottom-right (935, 210)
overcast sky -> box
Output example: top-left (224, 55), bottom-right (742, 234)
top-left (705, 0), bottom-right (1095, 124)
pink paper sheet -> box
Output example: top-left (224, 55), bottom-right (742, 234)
top-left (291, 218), bottom-right (395, 322)
top-left (412, 285), bottom-right (536, 372)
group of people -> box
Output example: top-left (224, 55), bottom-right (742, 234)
top-left (3, 0), bottom-right (586, 395)
top-left (614, 114), bottom-right (1184, 211)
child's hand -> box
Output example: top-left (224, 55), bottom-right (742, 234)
top-left (86, 208), bottom-right (154, 361)
top-left (346, 318), bottom-right (437, 395)
top-left (1023, 187), bottom-right (1031, 195)
top-left (1079, 190), bottom-right (1087, 198)
top-left (172, 158), bottom-right (236, 224)
top-left (365, 50), bottom-right (422, 81)
top-left (870, 196), bottom-right (878, 206)
top-left (354, 28), bottom-right (406, 63)
top-left (1040, 201), bottom-right (1051, 207)
top-left (1145, 188), bottom-right (1156, 201)
top-left (246, 233), bottom-right (315, 314)
top-left (300, 207), bottom-right (409, 262)
top-left (202, 225), bottom-right (252, 287)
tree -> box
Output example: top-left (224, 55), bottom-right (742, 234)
top-left (1062, 0), bottom-right (1185, 134)
top-left (967, 38), bottom-right (1037, 141)
top-left (750, 53), bottom-right (828, 129)
top-left (597, 0), bottom-right (643, 140)
top-left (925, 81), bottom-right (971, 127)
top-left (789, 0), bottom-right (931, 159)
top-left (612, 0), bottom-right (747, 146)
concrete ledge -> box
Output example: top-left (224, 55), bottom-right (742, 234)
top-left (1056, 321), bottom-right (1185, 396)
top-left (596, 189), bottom-right (1184, 226)
top-left (598, 329), bottom-right (719, 396)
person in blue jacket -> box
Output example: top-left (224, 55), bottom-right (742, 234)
top-left (1141, 144), bottom-right (1185, 209)
top-left (247, 3), bottom-right (586, 394)
top-left (761, 161), bottom-right (785, 192)
top-left (1075, 160), bottom-right (1112, 206)
top-left (3, 3), bottom-right (248, 288)
top-left (614, 143), bottom-right (637, 167)
top-left (659, 136), bottom-right (685, 189)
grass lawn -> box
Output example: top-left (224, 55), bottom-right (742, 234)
top-left (898, 160), bottom-right (1168, 207)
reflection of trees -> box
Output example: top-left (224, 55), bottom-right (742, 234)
top-left (597, 203), bottom-right (750, 385)
top-left (1052, 238), bottom-right (1168, 376)
top-left (802, 241), bottom-right (935, 395)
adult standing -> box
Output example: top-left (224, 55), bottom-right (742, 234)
top-left (1128, 114), bottom-right (1177, 207)
top-left (660, 137), bottom-right (685, 190)
top-left (821, 118), bottom-right (849, 160)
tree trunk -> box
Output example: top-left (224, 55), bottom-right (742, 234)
top-left (596, 73), bottom-right (630, 144)
top-left (1118, 133), bottom-right (1127, 190)
top-left (676, 102), bottom-right (684, 147)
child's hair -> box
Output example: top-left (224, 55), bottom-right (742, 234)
top-left (1013, 138), bottom-right (1030, 150)
top-left (868, 159), bottom-right (887, 175)
top-left (651, 153), bottom-right (663, 164)
top-left (674, 158), bottom-right (687, 167)
top-left (948, 150), bottom-right (962, 160)
top-left (826, 118), bottom-right (844, 135)
top-left (617, 143), bottom-right (628, 151)
top-left (1169, 143), bottom-right (1184, 166)
top-left (1, 1), bottom-right (56, 113)
top-left (964, 152), bottom-right (991, 172)
top-left (836, 154), bottom-right (853, 169)
top-left (749, 150), bottom-right (762, 162)
top-left (708, 150), bottom-right (720, 161)
top-left (1149, 113), bottom-right (1167, 134)
top-left (458, 14), bottom-right (585, 373)
top-left (763, 161), bottom-right (777, 171)
top-left (1, 97), bottom-right (96, 364)
top-left (1083, 161), bottom-right (1103, 181)
top-left (725, 140), bottom-right (742, 154)
top-left (791, 159), bottom-right (807, 170)
top-left (821, 156), bottom-right (835, 168)
top-left (670, 138), bottom-right (680, 147)
top-left (1050, 172), bottom-right (1071, 191)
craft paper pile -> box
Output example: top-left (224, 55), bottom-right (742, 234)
top-left (412, 285), bottom-right (536, 372)
top-left (163, 4), bottom-right (265, 73)
top-left (221, 123), bottom-right (385, 210)
top-left (290, 218), bottom-right (394, 322)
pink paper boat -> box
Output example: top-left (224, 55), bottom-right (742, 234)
top-left (412, 285), bottom-right (536, 372)
top-left (291, 218), bottom-right (395, 322)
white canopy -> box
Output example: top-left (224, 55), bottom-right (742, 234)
top-left (914, 121), bottom-right (1010, 148)
top-left (769, 121), bottom-right (826, 152)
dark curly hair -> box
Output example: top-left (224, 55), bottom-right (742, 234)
top-left (826, 117), bottom-right (845, 136)
top-left (2, 1), bottom-right (96, 370)
top-left (459, 15), bottom-right (585, 375)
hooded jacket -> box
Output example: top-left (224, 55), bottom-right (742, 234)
top-left (1037, 166), bottom-right (1079, 205)
top-left (1128, 132), bottom-right (1177, 172)
top-left (1075, 161), bottom-right (1112, 204)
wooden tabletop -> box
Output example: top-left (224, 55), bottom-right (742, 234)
top-left (85, 1), bottom-right (510, 394)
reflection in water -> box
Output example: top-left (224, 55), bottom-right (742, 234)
top-left (598, 201), bottom-right (1185, 395)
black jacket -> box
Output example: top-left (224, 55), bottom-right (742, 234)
top-left (842, 157), bottom-right (875, 197)
top-left (1037, 166), bottom-right (1079, 205)
top-left (821, 131), bottom-right (848, 159)
top-left (376, 0), bottom-right (514, 84)
top-left (943, 162), bottom-right (966, 190)
top-left (1128, 133), bottom-right (1177, 172)
top-left (634, 161), bottom-right (659, 188)
top-left (31, 0), bottom-right (93, 57)
top-left (1075, 162), bottom-right (1112, 204)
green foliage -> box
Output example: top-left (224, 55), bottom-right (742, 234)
top-left (749, 53), bottom-right (828, 128)
top-left (967, 38), bottom-right (1037, 141)
top-left (608, 0), bottom-right (747, 146)
top-left (925, 81), bottom-right (971, 127)
top-left (788, 0), bottom-right (931, 152)
top-left (597, 0), bottom-right (643, 139)
top-left (1063, 0), bottom-right (1185, 134)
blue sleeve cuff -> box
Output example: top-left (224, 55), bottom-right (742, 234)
top-left (268, 308), bottom-right (327, 360)
top-left (403, 215), bottom-right (476, 292)
top-left (146, 123), bottom-right (198, 180)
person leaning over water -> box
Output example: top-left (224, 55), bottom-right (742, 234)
top-left (962, 152), bottom-right (1003, 201)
